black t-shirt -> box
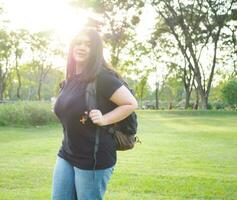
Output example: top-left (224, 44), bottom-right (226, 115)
top-left (53, 68), bottom-right (124, 170)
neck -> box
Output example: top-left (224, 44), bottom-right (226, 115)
top-left (76, 62), bottom-right (87, 74)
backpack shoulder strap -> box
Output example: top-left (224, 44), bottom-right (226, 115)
top-left (85, 77), bottom-right (101, 174)
top-left (85, 78), bottom-right (98, 111)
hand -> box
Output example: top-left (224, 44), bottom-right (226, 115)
top-left (87, 109), bottom-right (106, 126)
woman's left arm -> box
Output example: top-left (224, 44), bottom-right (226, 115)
top-left (89, 85), bottom-right (138, 126)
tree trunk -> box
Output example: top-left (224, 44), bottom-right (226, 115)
top-left (193, 88), bottom-right (199, 110)
top-left (16, 69), bottom-right (21, 99)
top-left (15, 55), bottom-right (22, 99)
top-left (168, 102), bottom-right (173, 110)
top-left (38, 81), bottom-right (42, 100)
top-left (0, 83), bottom-right (3, 100)
top-left (184, 90), bottom-right (191, 109)
top-left (140, 85), bottom-right (144, 109)
top-left (155, 82), bottom-right (159, 109)
top-left (200, 91), bottom-right (208, 110)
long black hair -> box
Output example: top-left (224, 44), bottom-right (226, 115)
top-left (59, 28), bottom-right (123, 89)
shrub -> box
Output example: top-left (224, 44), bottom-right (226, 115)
top-left (221, 79), bottom-right (237, 108)
top-left (207, 103), bottom-right (213, 110)
top-left (0, 101), bottom-right (58, 127)
top-left (212, 101), bottom-right (226, 110)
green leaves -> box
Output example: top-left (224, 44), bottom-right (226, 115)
top-left (221, 79), bottom-right (237, 107)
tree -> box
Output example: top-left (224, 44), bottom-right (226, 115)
top-left (221, 79), bottom-right (237, 108)
top-left (151, 0), bottom-right (236, 109)
top-left (149, 18), bottom-right (195, 109)
top-left (134, 69), bottom-right (151, 108)
top-left (221, 20), bottom-right (237, 79)
top-left (28, 31), bottom-right (62, 100)
top-left (70, 0), bottom-right (144, 73)
top-left (0, 30), bottom-right (12, 100)
top-left (9, 29), bottom-right (29, 99)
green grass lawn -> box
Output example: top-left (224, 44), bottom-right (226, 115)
top-left (0, 110), bottom-right (237, 200)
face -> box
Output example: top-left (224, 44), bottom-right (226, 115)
top-left (72, 33), bottom-right (91, 64)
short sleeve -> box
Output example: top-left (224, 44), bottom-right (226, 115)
top-left (58, 80), bottom-right (66, 94)
top-left (59, 80), bottom-right (65, 89)
top-left (98, 71), bottom-right (124, 100)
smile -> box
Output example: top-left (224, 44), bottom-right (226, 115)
top-left (76, 51), bottom-right (87, 57)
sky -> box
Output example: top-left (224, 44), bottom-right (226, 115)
top-left (1, 0), bottom-right (89, 43)
top-left (0, 0), bottom-right (157, 89)
top-left (1, 0), bottom-right (156, 46)
top-left (0, 0), bottom-right (234, 91)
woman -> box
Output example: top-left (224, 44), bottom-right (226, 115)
top-left (52, 27), bottom-right (138, 200)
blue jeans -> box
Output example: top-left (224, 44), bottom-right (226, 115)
top-left (51, 155), bottom-right (115, 200)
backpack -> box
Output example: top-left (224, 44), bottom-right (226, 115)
top-left (85, 73), bottom-right (141, 151)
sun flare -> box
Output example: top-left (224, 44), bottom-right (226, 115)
top-left (2, 0), bottom-right (90, 45)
